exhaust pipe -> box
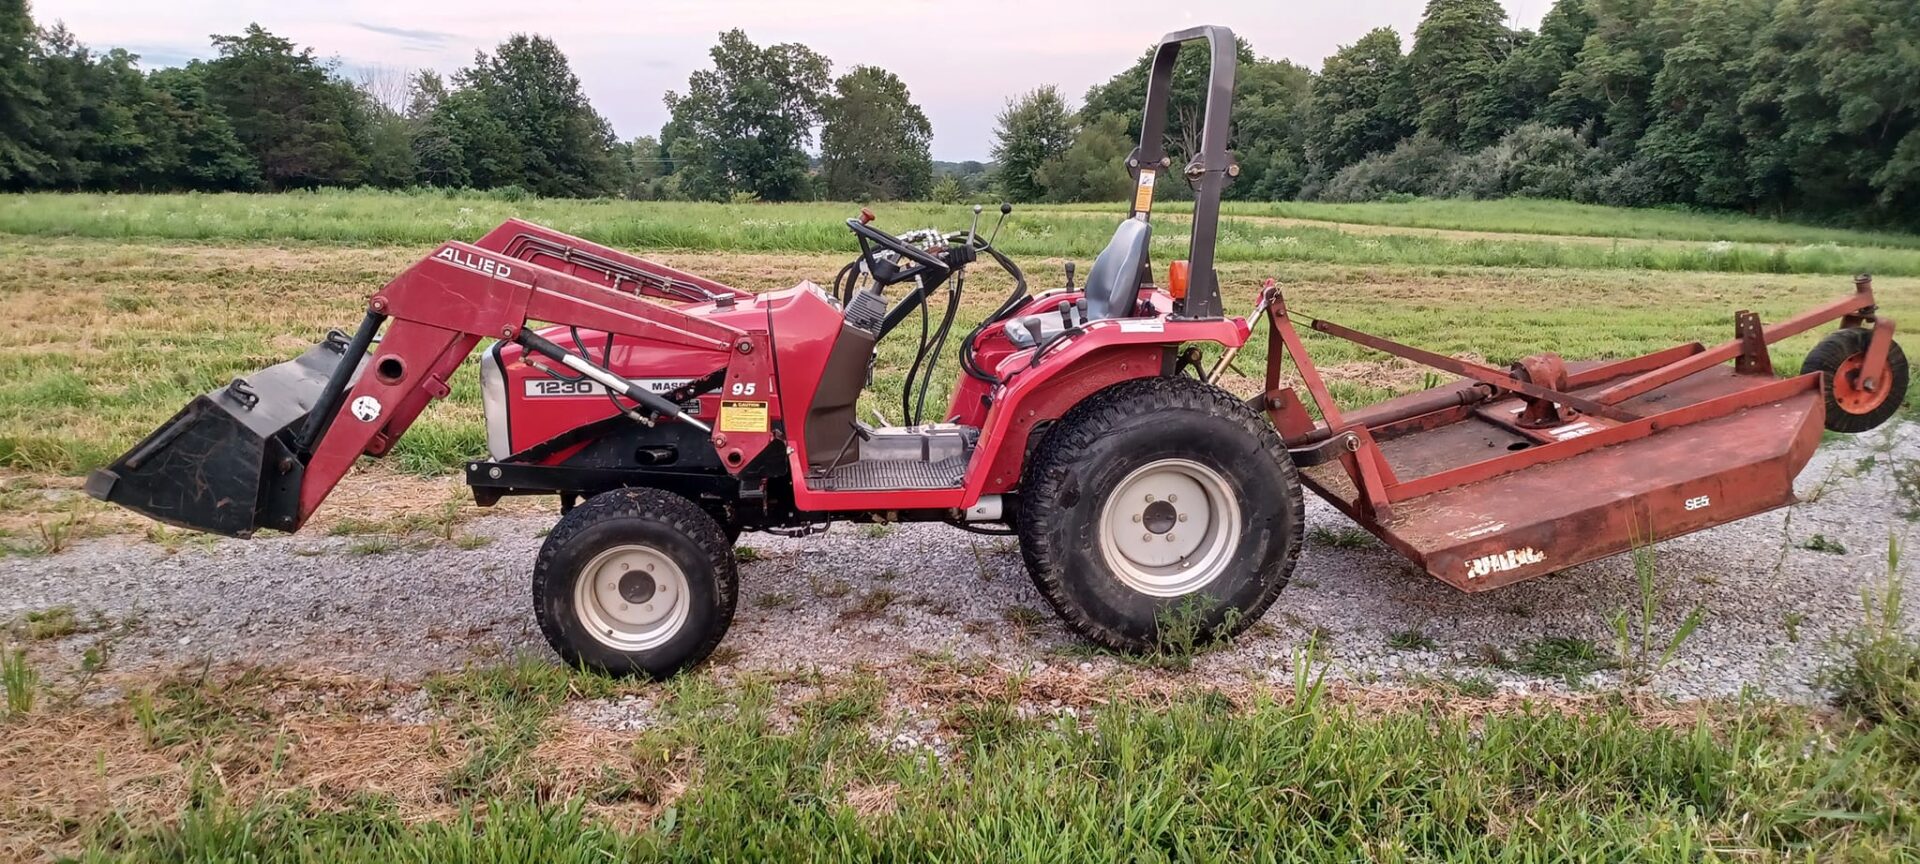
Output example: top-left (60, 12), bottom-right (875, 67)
top-left (84, 321), bottom-right (376, 538)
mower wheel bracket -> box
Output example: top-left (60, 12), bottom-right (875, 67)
top-left (1860, 316), bottom-right (1897, 390)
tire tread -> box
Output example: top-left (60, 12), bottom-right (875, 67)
top-left (1017, 376), bottom-right (1304, 652)
top-left (532, 487), bottom-right (737, 677)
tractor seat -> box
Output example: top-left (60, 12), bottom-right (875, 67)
top-left (1002, 219), bottom-right (1150, 349)
top-left (1083, 218), bottom-right (1150, 320)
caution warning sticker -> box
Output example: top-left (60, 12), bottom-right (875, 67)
top-left (1133, 169), bottom-right (1157, 213)
top-left (718, 400), bottom-right (769, 433)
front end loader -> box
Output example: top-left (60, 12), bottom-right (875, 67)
top-left (89, 26), bottom-right (1906, 678)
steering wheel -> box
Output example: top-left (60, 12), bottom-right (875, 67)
top-left (846, 214), bottom-right (951, 287)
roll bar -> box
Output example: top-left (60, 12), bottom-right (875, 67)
top-left (1126, 24), bottom-right (1236, 319)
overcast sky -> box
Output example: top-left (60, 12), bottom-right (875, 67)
top-left (31, 0), bottom-right (1552, 162)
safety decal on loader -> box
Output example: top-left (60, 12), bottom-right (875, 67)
top-left (719, 400), bottom-right (769, 433)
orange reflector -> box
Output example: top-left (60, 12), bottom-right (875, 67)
top-left (1168, 260), bottom-right (1190, 300)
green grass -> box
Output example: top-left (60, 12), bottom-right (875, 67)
top-left (1, 647), bottom-right (35, 717)
top-left (1509, 637), bottom-right (1614, 686)
top-left (56, 656), bottom-right (1920, 862)
top-left (1104, 196), bottom-right (1920, 249)
top-left (9, 191), bottom-right (1920, 275)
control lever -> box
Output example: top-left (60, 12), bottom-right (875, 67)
top-left (966, 204), bottom-right (983, 248)
top-left (986, 202), bottom-right (1012, 246)
top-left (1064, 261), bottom-right (1076, 289)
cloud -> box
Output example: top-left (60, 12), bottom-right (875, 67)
top-left (119, 42), bottom-right (206, 68)
top-left (352, 22), bottom-right (455, 48)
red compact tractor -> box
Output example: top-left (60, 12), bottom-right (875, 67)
top-left (90, 27), bottom-right (1907, 677)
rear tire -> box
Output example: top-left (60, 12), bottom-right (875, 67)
top-left (1801, 328), bottom-right (1907, 433)
top-left (1017, 376), bottom-right (1303, 653)
top-left (532, 487), bottom-right (737, 678)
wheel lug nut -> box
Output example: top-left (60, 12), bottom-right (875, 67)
top-left (1144, 494), bottom-right (1155, 502)
top-left (1165, 534), bottom-right (1175, 542)
top-left (620, 563), bottom-right (629, 571)
top-left (1132, 514), bottom-right (1141, 523)
top-left (1178, 514), bottom-right (1188, 523)
top-left (619, 603), bottom-right (629, 611)
top-left (1168, 494), bottom-right (1178, 503)
top-left (1142, 534), bottom-right (1153, 542)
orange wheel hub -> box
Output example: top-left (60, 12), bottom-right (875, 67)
top-left (1832, 353), bottom-right (1891, 414)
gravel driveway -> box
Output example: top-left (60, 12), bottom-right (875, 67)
top-left (7, 424), bottom-right (1917, 702)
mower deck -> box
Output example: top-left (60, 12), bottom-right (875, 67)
top-left (1300, 365), bottom-right (1824, 591)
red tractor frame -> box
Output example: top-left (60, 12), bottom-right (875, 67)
top-left (90, 26), bottom-right (1906, 677)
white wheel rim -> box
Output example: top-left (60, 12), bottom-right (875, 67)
top-left (574, 544), bottom-right (691, 651)
top-left (1097, 458), bottom-right (1241, 597)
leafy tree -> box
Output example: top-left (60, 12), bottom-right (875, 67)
top-left (200, 25), bottom-right (369, 189)
top-left (359, 99), bottom-right (417, 189)
top-left (1475, 0), bottom-right (1596, 138)
top-left (991, 86), bottom-right (1074, 203)
top-left (930, 173), bottom-right (964, 203)
top-left (1548, 0), bottom-right (1662, 144)
top-left (1636, 0), bottom-right (1767, 207)
top-left (424, 88), bottom-right (516, 189)
top-left (0, 0), bottom-right (47, 188)
top-left (1319, 133), bottom-right (1463, 201)
top-left (1408, 0), bottom-right (1515, 147)
top-left (665, 29), bottom-right (830, 201)
top-left (454, 34), bottom-right (616, 197)
top-left (1438, 121), bottom-right (1597, 199)
top-left (30, 26), bottom-right (142, 188)
top-left (1305, 28), bottom-right (1417, 172)
top-left (1795, 0), bottom-right (1919, 216)
top-left (146, 65), bottom-right (258, 190)
top-left (1034, 114), bottom-right (1134, 202)
top-left (406, 70), bottom-right (464, 186)
top-left (819, 66), bottom-right (933, 201)
top-left (612, 135), bottom-right (677, 199)
top-left (1229, 58), bottom-right (1315, 200)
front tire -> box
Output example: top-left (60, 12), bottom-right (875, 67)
top-left (532, 487), bottom-right (737, 678)
top-left (1017, 376), bottom-right (1303, 653)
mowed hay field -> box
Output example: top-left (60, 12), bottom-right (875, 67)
top-left (3, 192), bottom-right (1920, 860)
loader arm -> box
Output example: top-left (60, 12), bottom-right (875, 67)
top-left (87, 222), bottom-right (752, 538)
top-left (474, 219), bottom-right (753, 305)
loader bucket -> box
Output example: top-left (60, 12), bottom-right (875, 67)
top-left (84, 334), bottom-right (363, 538)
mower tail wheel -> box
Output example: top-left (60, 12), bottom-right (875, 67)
top-left (1018, 376), bottom-right (1303, 654)
top-left (1801, 328), bottom-right (1908, 434)
top-left (532, 487), bottom-right (737, 679)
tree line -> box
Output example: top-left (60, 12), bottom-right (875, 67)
top-left (996, 0), bottom-right (1920, 225)
top-left (0, 1), bottom-right (939, 201)
top-left (3, 0), bottom-right (1916, 226)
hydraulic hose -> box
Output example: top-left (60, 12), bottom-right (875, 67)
top-left (910, 280), bottom-right (964, 425)
top-left (901, 288), bottom-right (931, 425)
top-left (959, 245), bottom-right (1029, 386)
